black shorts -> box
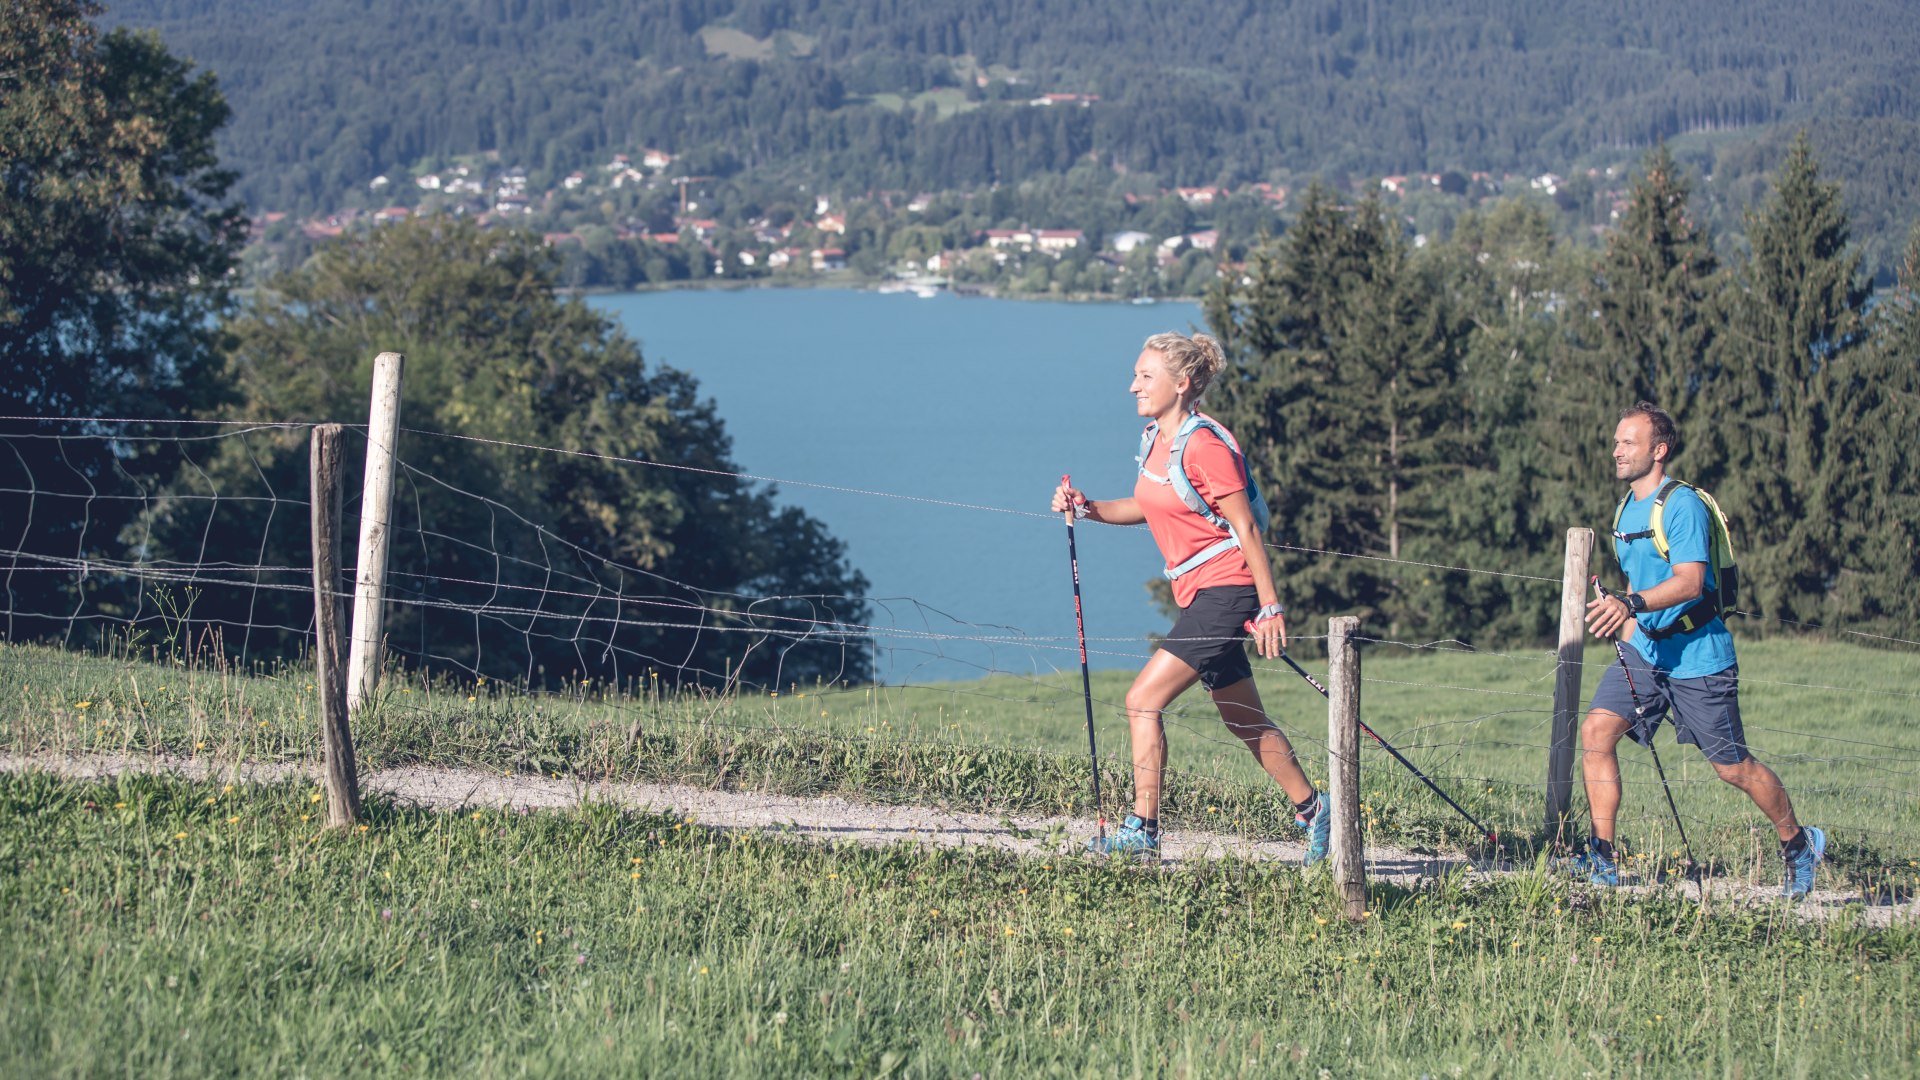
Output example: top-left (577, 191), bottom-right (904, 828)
top-left (1588, 648), bottom-right (1749, 765)
top-left (1159, 585), bottom-right (1257, 691)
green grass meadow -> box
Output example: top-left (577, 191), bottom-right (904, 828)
top-left (4, 636), bottom-right (1920, 1075)
top-left (3, 770), bottom-right (1917, 1077)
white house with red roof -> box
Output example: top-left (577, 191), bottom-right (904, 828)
top-left (1035, 229), bottom-right (1084, 254)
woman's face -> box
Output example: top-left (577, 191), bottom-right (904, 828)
top-left (1130, 349), bottom-right (1186, 418)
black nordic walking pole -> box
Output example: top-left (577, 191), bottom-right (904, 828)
top-left (1253, 626), bottom-right (1499, 847)
top-left (1592, 577), bottom-right (1698, 876)
top-left (1061, 475), bottom-right (1105, 842)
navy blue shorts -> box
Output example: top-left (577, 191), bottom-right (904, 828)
top-left (1588, 647), bottom-right (1749, 765)
top-left (1159, 585), bottom-right (1257, 692)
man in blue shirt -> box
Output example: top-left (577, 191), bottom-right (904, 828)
top-left (1577, 402), bottom-right (1826, 897)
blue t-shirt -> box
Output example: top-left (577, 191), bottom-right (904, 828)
top-left (1613, 483), bottom-right (1736, 679)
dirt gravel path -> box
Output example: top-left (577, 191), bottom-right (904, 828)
top-left (5, 752), bottom-right (1907, 927)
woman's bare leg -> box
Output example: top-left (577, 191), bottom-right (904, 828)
top-left (1209, 676), bottom-right (1315, 805)
top-left (1123, 650), bottom-right (1203, 819)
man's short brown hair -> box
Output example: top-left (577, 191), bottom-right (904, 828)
top-left (1620, 400), bottom-right (1679, 461)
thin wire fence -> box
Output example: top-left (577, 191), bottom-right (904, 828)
top-left (3, 417), bottom-right (1918, 894)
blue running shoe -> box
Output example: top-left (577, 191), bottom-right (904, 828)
top-left (1297, 793), bottom-right (1331, 866)
top-left (1553, 838), bottom-right (1618, 885)
top-left (1587, 847), bottom-right (1620, 887)
top-left (1783, 826), bottom-right (1826, 899)
top-left (1558, 838), bottom-right (1619, 885)
top-left (1088, 814), bottom-right (1160, 858)
top-left (1552, 848), bottom-right (1594, 876)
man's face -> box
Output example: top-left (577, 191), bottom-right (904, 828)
top-left (1612, 413), bottom-right (1663, 483)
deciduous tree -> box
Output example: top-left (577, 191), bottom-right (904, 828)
top-left (143, 219), bottom-right (870, 688)
top-left (1, 0), bottom-right (243, 640)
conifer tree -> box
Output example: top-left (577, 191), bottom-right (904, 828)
top-left (1826, 225), bottom-right (1920, 634)
top-left (1432, 200), bottom-right (1580, 640)
top-left (1341, 197), bottom-right (1475, 635)
top-left (1592, 146), bottom-right (1721, 423)
top-left (1544, 146), bottom-right (1722, 553)
top-left (1713, 134), bottom-right (1870, 626)
top-left (1206, 187), bottom-right (1467, 638)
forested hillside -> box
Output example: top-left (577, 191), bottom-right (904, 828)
top-left (113, 0), bottom-right (1920, 269)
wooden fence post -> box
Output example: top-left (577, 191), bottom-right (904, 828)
top-left (1545, 527), bottom-right (1595, 844)
top-left (347, 351), bottom-right (404, 715)
top-left (1327, 614), bottom-right (1366, 922)
top-left (311, 424), bottom-right (362, 826)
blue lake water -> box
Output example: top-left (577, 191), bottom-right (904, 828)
top-left (589, 288), bottom-right (1207, 683)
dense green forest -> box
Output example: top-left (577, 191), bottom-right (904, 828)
top-left (113, 0), bottom-right (1920, 274)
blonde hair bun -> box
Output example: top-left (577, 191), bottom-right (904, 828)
top-left (1143, 331), bottom-right (1228, 402)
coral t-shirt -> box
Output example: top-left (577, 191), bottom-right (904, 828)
top-left (1133, 425), bottom-right (1255, 608)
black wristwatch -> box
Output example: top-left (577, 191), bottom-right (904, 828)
top-left (1624, 592), bottom-right (1648, 614)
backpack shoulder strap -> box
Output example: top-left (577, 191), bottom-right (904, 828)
top-left (1646, 478), bottom-right (1689, 561)
top-left (1136, 421), bottom-right (1164, 481)
top-left (1163, 414), bottom-right (1227, 528)
top-left (1182, 413), bottom-right (1272, 534)
top-left (1612, 490), bottom-right (1654, 547)
top-left (1184, 413), bottom-right (1244, 456)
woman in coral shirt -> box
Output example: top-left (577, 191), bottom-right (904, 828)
top-left (1050, 332), bottom-right (1326, 861)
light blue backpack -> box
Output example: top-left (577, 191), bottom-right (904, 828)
top-left (1135, 412), bottom-right (1271, 581)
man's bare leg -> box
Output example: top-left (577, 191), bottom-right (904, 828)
top-left (1712, 756), bottom-right (1800, 841)
top-left (1580, 707), bottom-right (1635, 843)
